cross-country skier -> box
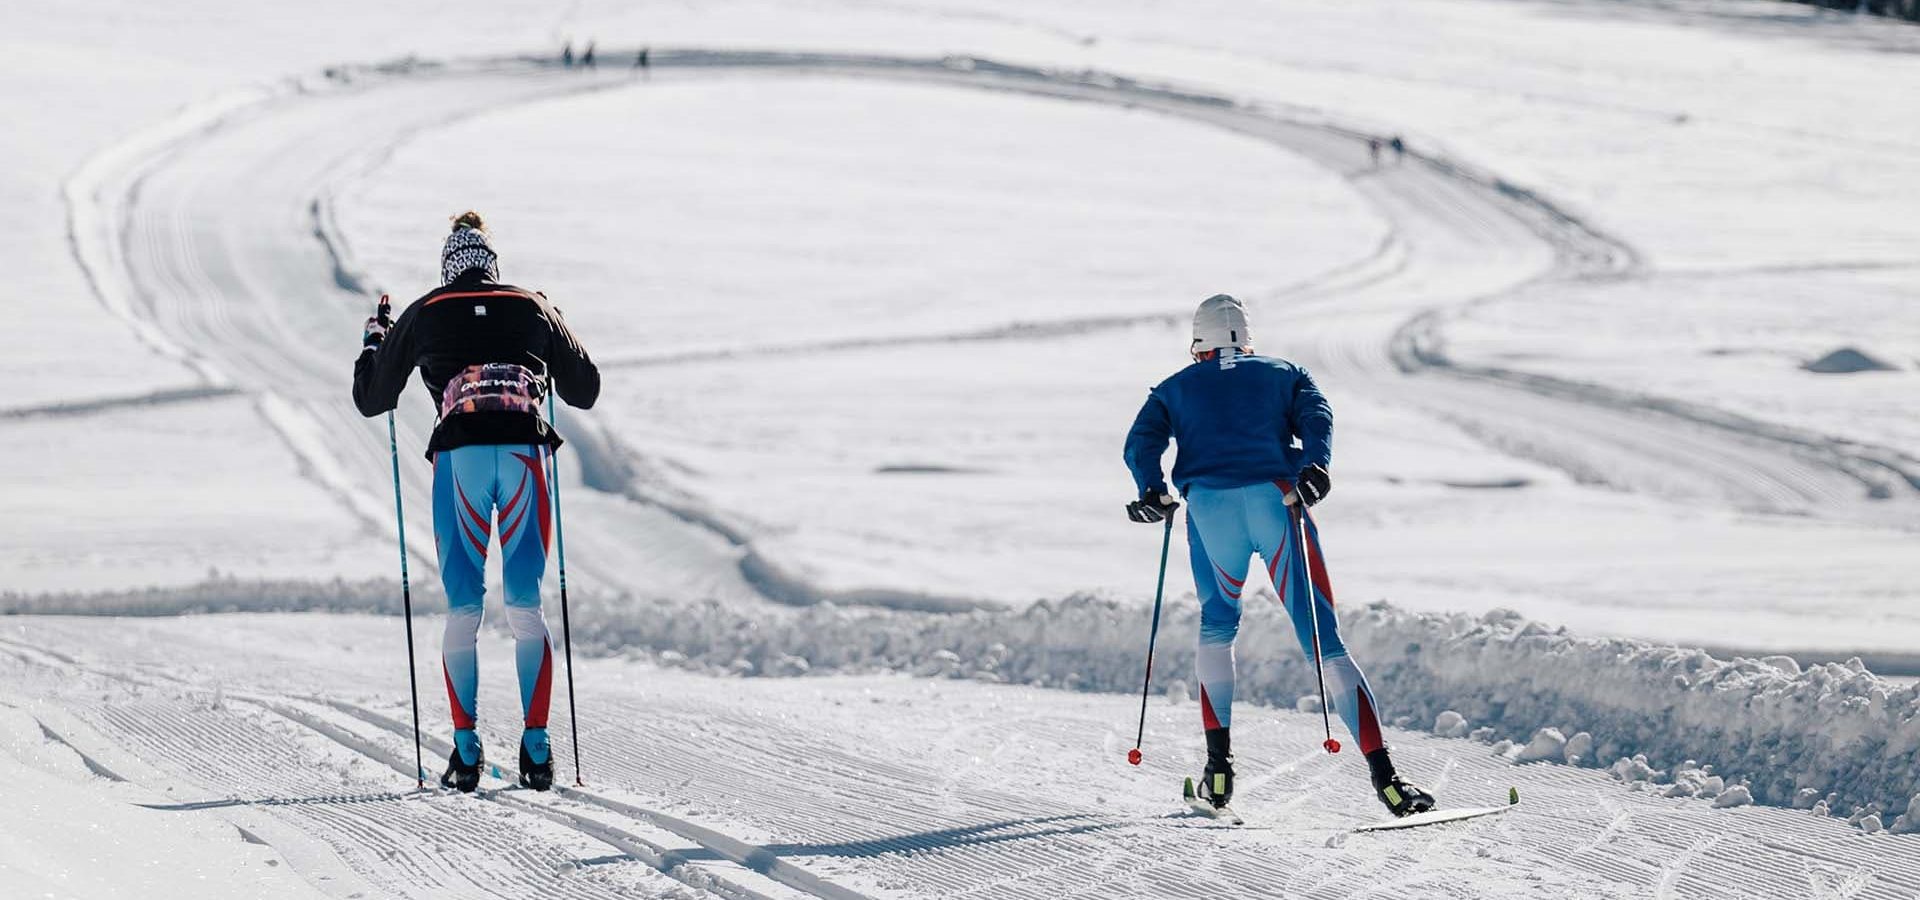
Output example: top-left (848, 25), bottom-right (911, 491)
top-left (1121, 294), bottom-right (1435, 817)
top-left (353, 211), bottom-right (601, 793)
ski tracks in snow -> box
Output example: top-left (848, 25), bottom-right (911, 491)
top-left (10, 617), bottom-right (1920, 899)
top-left (0, 630), bottom-right (862, 900)
top-left (61, 47), bottom-right (1917, 619)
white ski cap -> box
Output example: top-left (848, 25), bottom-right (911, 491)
top-left (1192, 293), bottom-right (1251, 353)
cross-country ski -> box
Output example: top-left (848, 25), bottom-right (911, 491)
top-left (6, 1), bottom-right (1920, 898)
top-left (1351, 802), bottom-right (1516, 834)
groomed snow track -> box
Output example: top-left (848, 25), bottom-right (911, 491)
top-left (63, 48), bottom-right (1917, 615)
top-left (3, 616), bottom-right (1917, 899)
top-left (40, 45), bottom-right (1920, 898)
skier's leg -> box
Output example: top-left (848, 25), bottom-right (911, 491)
top-left (498, 446), bottom-right (555, 780)
top-left (1250, 481), bottom-right (1385, 753)
top-left (1187, 510), bottom-right (1243, 732)
top-left (1183, 486), bottom-right (1256, 805)
top-left (1255, 483), bottom-right (1431, 813)
top-left (433, 447), bottom-right (494, 772)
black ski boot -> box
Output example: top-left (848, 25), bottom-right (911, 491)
top-left (441, 730), bottom-right (484, 793)
top-left (1366, 748), bottom-right (1435, 817)
top-left (518, 728), bottom-right (554, 792)
top-left (1198, 727), bottom-right (1234, 809)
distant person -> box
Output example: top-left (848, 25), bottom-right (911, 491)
top-left (1389, 135), bottom-right (1405, 162)
top-left (1122, 294), bottom-right (1435, 819)
top-left (562, 42), bottom-right (574, 68)
top-left (635, 47), bottom-right (651, 72)
top-left (352, 211), bottom-right (601, 793)
top-left (1367, 137), bottom-right (1382, 167)
top-left (581, 41), bottom-right (596, 68)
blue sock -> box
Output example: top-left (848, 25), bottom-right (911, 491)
top-left (523, 727), bottom-right (550, 765)
top-left (454, 728), bottom-right (482, 766)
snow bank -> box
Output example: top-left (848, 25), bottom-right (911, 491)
top-left (11, 582), bottom-right (1917, 815)
top-left (0, 577), bottom-right (413, 617)
top-left (1802, 347), bottom-right (1898, 374)
top-left (550, 589), bottom-right (1920, 815)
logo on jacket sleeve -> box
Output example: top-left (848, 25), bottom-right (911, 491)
top-left (473, 305), bottom-right (488, 316)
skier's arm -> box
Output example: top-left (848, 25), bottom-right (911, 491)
top-left (352, 301), bottom-right (419, 417)
top-left (545, 306), bottom-right (601, 410)
top-left (1289, 368), bottom-right (1333, 469)
top-left (1123, 389), bottom-right (1174, 494)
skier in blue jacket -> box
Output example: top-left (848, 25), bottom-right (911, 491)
top-left (1123, 294), bottom-right (1434, 818)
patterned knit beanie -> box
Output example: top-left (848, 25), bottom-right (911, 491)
top-left (441, 211), bottom-right (499, 284)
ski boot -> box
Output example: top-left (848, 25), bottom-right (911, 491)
top-left (1198, 727), bottom-right (1234, 809)
top-left (441, 729), bottom-right (484, 793)
top-left (519, 728), bottom-right (554, 792)
top-left (1366, 748), bottom-right (1435, 817)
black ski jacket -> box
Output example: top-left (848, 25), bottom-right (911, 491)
top-left (352, 271), bottom-right (601, 458)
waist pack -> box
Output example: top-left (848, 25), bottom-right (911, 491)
top-left (439, 363), bottom-right (545, 420)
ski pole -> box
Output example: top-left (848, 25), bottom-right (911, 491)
top-left (385, 405), bottom-right (427, 789)
top-left (1290, 495), bottom-right (1340, 755)
top-left (544, 392), bottom-right (584, 786)
top-left (1127, 512), bottom-right (1177, 766)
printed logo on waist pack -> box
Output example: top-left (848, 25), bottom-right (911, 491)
top-left (439, 363), bottom-right (543, 419)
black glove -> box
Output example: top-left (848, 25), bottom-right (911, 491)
top-left (1295, 463), bottom-right (1331, 507)
top-left (362, 294), bottom-right (392, 350)
top-left (1126, 489), bottom-right (1180, 524)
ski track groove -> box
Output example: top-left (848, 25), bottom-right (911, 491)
top-left (29, 46), bottom-right (1920, 900)
top-left (62, 48), bottom-right (1917, 627)
top-left (7, 624), bottom-right (1920, 898)
top-left (304, 695), bottom-right (865, 900)
top-left (0, 635), bottom-right (791, 900)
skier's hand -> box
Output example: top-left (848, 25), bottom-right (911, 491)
top-left (1294, 464), bottom-right (1332, 507)
top-left (1126, 489), bottom-right (1180, 524)
top-left (363, 294), bottom-right (392, 350)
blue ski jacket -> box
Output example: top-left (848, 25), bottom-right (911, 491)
top-left (1123, 350), bottom-right (1332, 495)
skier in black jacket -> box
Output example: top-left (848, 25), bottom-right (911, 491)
top-left (353, 211), bottom-right (600, 793)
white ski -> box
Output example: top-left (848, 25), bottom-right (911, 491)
top-left (1182, 776), bottom-right (1245, 825)
top-left (1353, 796), bottom-right (1517, 833)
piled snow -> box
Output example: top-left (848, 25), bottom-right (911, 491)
top-left (1803, 347), bottom-right (1898, 374)
top-left (1611, 754), bottom-right (1662, 787)
top-left (0, 577), bottom-right (413, 617)
top-left (1513, 727), bottom-right (1568, 764)
top-left (1563, 730), bottom-right (1594, 765)
top-left (15, 578), bottom-right (1917, 814)
top-left (1661, 760), bottom-right (1727, 800)
top-left (1714, 785), bottom-right (1755, 809)
top-left (13, 580), bottom-right (1918, 814)
top-left (1893, 793), bottom-right (1920, 835)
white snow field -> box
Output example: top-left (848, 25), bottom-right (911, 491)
top-left (3, 613), bottom-right (1918, 900)
top-left (4, 0), bottom-right (1920, 896)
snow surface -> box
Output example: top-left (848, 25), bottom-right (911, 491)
top-left (4, 612), bottom-right (1919, 899)
top-left (1, 0), bottom-right (1914, 648)
top-left (2, 0), bottom-right (1919, 895)
top-left (0, 704), bottom-right (332, 899)
top-left (322, 52), bottom-right (1919, 655)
